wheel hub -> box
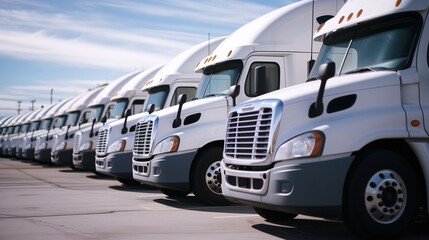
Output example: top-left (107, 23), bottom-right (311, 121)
top-left (205, 161), bottom-right (222, 195)
top-left (364, 170), bottom-right (406, 224)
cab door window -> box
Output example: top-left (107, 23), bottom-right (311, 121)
top-left (170, 87), bottom-right (197, 106)
top-left (245, 62), bottom-right (280, 97)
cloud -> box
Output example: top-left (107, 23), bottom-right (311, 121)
top-left (93, 0), bottom-right (277, 25)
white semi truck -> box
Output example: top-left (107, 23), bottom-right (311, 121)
top-left (95, 37), bottom-right (225, 185)
top-left (20, 101), bottom-right (65, 160)
top-left (15, 106), bottom-right (53, 158)
top-left (8, 108), bottom-right (46, 158)
top-left (1, 111), bottom-right (32, 157)
top-left (221, 0), bottom-right (429, 238)
top-left (33, 94), bottom-right (88, 163)
top-left (72, 71), bottom-right (142, 171)
top-left (131, 0), bottom-right (343, 205)
top-left (50, 87), bottom-right (104, 166)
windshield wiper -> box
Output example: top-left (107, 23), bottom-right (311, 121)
top-left (343, 67), bottom-right (388, 75)
top-left (306, 77), bottom-right (319, 82)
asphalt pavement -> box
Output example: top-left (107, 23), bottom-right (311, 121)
top-left (0, 157), bottom-right (428, 240)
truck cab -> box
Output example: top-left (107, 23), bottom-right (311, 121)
top-left (221, 0), bottom-right (429, 238)
top-left (50, 87), bottom-right (104, 166)
top-left (131, 0), bottom-right (343, 205)
top-left (96, 37), bottom-right (225, 185)
top-left (20, 101), bottom-right (66, 160)
top-left (72, 71), bottom-right (142, 170)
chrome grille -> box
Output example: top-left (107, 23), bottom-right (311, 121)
top-left (73, 132), bottom-right (81, 153)
top-left (225, 108), bottom-right (272, 160)
top-left (133, 120), bottom-right (154, 156)
top-left (96, 128), bottom-right (108, 155)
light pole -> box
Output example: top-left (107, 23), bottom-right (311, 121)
top-left (17, 100), bottom-right (22, 114)
top-left (30, 100), bottom-right (36, 111)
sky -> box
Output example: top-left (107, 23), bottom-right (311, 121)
top-left (0, 0), bottom-right (297, 119)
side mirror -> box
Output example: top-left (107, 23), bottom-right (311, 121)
top-left (148, 104), bottom-right (155, 114)
top-left (101, 116), bottom-right (107, 124)
top-left (172, 94), bottom-right (187, 128)
top-left (309, 61), bottom-right (335, 118)
top-left (121, 109), bottom-right (132, 134)
top-left (228, 85), bottom-right (240, 107)
top-left (125, 109), bottom-right (132, 117)
top-left (89, 118), bottom-right (96, 138)
top-left (253, 65), bottom-right (267, 96)
top-left (65, 124), bottom-right (71, 140)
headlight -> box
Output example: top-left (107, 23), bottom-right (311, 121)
top-left (107, 139), bottom-right (126, 153)
top-left (153, 136), bottom-right (179, 155)
top-left (274, 131), bottom-right (324, 161)
top-left (25, 143), bottom-right (32, 149)
top-left (56, 142), bottom-right (67, 151)
top-left (79, 141), bottom-right (93, 151)
top-left (41, 142), bottom-right (48, 149)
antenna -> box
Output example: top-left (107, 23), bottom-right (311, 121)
top-left (307, 0), bottom-right (316, 74)
top-left (208, 32), bottom-right (211, 55)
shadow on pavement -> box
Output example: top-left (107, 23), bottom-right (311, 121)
top-left (153, 197), bottom-right (253, 214)
top-left (109, 184), bottom-right (159, 193)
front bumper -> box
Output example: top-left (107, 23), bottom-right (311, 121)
top-left (34, 148), bottom-right (51, 163)
top-left (22, 148), bottom-right (35, 160)
top-left (73, 150), bottom-right (95, 170)
top-left (221, 155), bottom-right (354, 219)
top-left (51, 149), bottom-right (73, 166)
top-left (132, 150), bottom-right (198, 191)
top-left (96, 151), bottom-right (133, 179)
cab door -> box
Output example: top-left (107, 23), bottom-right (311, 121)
top-left (235, 56), bottom-right (285, 105)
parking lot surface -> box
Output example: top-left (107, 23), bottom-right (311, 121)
top-left (0, 157), bottom-right (428, 239)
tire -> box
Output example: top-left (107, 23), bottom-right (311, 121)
top-left (253, 207), bottom-right (298, 222)
top-left (116, 178), bottom-right (141, 186)
top-left (192, 146), bottom-right (229, 205)
top-left (343, 149), bottom-right (419, 238)
top-left (160, 188), bottom-right (190, 198)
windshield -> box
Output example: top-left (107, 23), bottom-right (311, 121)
top-left (20, 123), bottom-right (30, 133)
top-left (66, 111), bottom-right (80, 126)
top-left (111, 98), bottom-right (128, 119)
top-left (196, 60), bottom-right (243, 99)
top-left (309, 14), bottom-right (421, 79)
top-left (30, 121), bottom-right (41, 131)
top-left (89, 105), bottom-right (104, 122)
top-left (13, 125), bottom-right (20, 134)
top-left (53, 115), bottom-right (67, 129)
top-left (41, 118), bottom-right (53, 130)
top-left (142, 85), bottom-right (169, 112)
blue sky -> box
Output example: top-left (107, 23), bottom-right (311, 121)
top-left (0, 0), bottom-right (296, 118)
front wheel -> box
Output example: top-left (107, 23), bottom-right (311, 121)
top-left (192, 146), bottom-right (229, 205)
top-left (344, 149), bottom-right (419, 238)
top-left (253, 207), bottom-right (298, 222)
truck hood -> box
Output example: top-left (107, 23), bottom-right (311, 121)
top-left (102, 112), bottom-right (149, 130)
top-left (152, 96), bottom-right (228, 120)
top-left (249, 71), bottom-right (400, 105)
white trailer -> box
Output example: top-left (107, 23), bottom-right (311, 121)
top-left (95, 37), bottom-right (225, 184)
top-left (50, 87), bottom-right (104, 166)
top-left (131, 0), bottom-right (343, 205)
top-left (72, 71), bottom-right (142, 170)
top-left (221, 0), bottom-right (429, 238)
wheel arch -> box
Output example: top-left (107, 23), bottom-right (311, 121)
top-left (342, 139), bottom-right (427, 218)
top-left (189, 140), bottom-right (224, 190)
